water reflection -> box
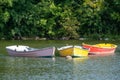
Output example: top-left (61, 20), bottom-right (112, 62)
top-left (0, 55), bottom-right (120, 80)
top-left (72, 57), bottom-right (88, 63)
top-left (0, 57), bottom-right (56, 80)
top-left (73, 55), bottom-right (120, 80)
top-left (72, 57), bottom-right (88, 80)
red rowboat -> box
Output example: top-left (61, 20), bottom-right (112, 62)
top-left (82, 43), bottom-right (117, 55)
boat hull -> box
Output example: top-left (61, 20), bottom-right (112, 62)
top-left (58, 46), bottom-right (88, 57)
top-left (6, 47), bottom-right (55, 57)
top-left (82, 43), bottom-right (117, 55)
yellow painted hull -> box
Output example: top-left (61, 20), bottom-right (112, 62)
top-left (58, 46), bottom-right (88, 57)
top-left (95, 43), bottom-right (117, 48)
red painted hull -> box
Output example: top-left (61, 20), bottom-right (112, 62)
top-left (82, 43), bottom-right (117, 55)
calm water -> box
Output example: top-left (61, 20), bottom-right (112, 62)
top-left (0, 40), bottom-right (120, 80)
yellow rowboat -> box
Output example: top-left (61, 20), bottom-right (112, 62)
top-left (57, 46), bottom-right (89, 57)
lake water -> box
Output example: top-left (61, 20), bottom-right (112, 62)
top-left (0, 40), bottom-right (120, 80)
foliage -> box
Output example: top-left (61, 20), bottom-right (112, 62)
top-left (0, 0), bottom-right (119, 40)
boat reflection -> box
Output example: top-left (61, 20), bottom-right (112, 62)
top-left (72, 57), bottom-right (88, 64)
top-left (0, 56), bottom-right (56, 79)
top-left (72, 57), bottom-right (89, 79)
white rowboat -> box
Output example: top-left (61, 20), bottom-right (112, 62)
top-left (6, 45), bottom-right (55, 57)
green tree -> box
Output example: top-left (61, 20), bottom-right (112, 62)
top-left (0, 0), bottom-right (120, 40)
top-left (0, 0), bottom-right (13, 39)
top-left (54, 0), bottom-right (80, 39)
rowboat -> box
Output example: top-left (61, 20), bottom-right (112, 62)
top-left (57, 45), bottom-right (89, 57)
top-left (6, 45), bottom-right (55, 57)
top-left (82, 43), bottom-right (117, 55)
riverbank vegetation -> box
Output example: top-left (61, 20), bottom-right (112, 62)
top-left (0, 0), bottom-right (120, 40)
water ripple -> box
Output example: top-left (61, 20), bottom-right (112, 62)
top-left (0, 56), bottom-right (120, 80)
